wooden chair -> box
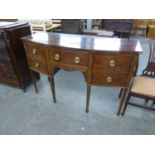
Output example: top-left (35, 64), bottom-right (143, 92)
top-left (133, 19), bottom-right (148, 36)
top-left (146, 20), bottom-right (155, 38)
top-left (121, 40), bottom-right (155, 115)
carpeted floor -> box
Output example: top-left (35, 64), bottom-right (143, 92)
top-left (0, 36), bottom-right (155, 135)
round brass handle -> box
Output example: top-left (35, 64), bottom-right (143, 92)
top-left (109, 59), bottom-right (116, 67)
top-left (54, 53), bottom-right (60, 61)
top-left (32, 49), bottom-right (37, 55)
top-left (74, 56), bottom-right (80, 64)
top-left (106, 76), bottom-right (112, 83)
top-left (35, 62), bottom-right (40, 68)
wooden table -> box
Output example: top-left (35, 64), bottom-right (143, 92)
top-left (32, 23), bottom-right (61, 32)
top-left (22, 32), bottom-right (142, 115)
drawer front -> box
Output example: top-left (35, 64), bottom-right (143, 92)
top-left (0, 60), bottom-right (16, 75)
top-left (49, 47), bottom-right (89, 67)
top-left (25, 42), bottom-right (46, 61)
top-left (92, 71), bottom-right (130, 87)
top-left (93, 54), bottom-right (134, 72)
top-left (28, 58), bottom-right (48, 74)
top-left (0, 60), bottom-right (19, 85)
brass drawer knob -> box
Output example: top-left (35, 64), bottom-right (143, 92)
top-left (74, 56), bottom-right (80, 64)
top-left (109, 59), bottom-right (116, 67)
top-left (32, 49), bottom-right (37, 55)
top-left (35, 62), bottom-right (40, 68)
top-left (106, 76), bottom-right (112, 83)
top-left (54, 53), bottom-right (60, 60)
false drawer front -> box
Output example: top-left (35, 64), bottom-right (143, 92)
top-left (91, 71), bottom-right (130, 87)
top-left (28, 58), bottom-right (48, 75)
top-left (25, 42), bottom-right (47, 61)
top-left (93, 54), bottom-right (134, 72)
top-left (49, 47), bottom-right (89, 67)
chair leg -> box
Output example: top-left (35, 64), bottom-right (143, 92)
top-left (121, 94), bottom-right (131, 116)
top-left (86, 84), bottom-right (91, 113)
top-left (119, 88), bottom-right (123, 98)
top-left (49, 76), bottom-right (56, 103)
top-left (145, 99), bottom-right (149, 102)
top-left (30, 70), bottom-right (38, 93)
top-left (117, 88), bottom-right (128, 116)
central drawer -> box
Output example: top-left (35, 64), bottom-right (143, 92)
top-left (49, 47), bottom-right (89, 67)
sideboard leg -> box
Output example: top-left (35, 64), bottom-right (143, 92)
top-left (86, 84), bottom-right (91, 113)
top-left (30, 70), bottom-right (38, 93)
top-left (49, 76), bottom-right (57, 103)
top-left (117, 88), bottom-right (128, 116)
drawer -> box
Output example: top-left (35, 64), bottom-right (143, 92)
top-left (93, 54), bottom-right (134, 72)
top-left (49, 47), bottom-right (89, 67)
top-left (25, 42), bottom-right (46, 61)
top-left (0, 73), bottom-right (19, 85)
top-left (28, 58), bottom-right (48, 75)
top-left (0, 60), bottom-right (16, 74)
top-left (92, 71), bottom-right (130, 87)
top-left (0, 61), bottom-right (18, 85)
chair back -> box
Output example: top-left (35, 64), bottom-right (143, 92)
top-left (143, 40), bottom-right (155, 77)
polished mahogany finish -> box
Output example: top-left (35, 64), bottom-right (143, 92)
top-left (22, 32), bottom-right (141, 51)
top-left (22, 32), bottom-right (142, 115)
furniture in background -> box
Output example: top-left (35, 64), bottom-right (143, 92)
top-left (22, 32), bottom-right (142, 115)
top-left (17, 19), bottom-right (61, 32)
top-left (52, 19), bottom-right (61, 24)
top-left (81, 19), bottom-right (87, 29)
top-left (133, 19), bottom-right (148, 36)
top-left (147, 25), bottom-right (155, 38)
top-left (0, 22), bottom-right (39, 91)
top-left (102, 19), bottom-right (134, 38)
top-left (0, 19), bottom-right (17, 22)
top-left (52, 19), bottom-right (62, 32)
top-left (121, 40), bottom-right (155, 115)
top-left (61, 19), bottom-right (83, 34)
top-left (146, 20), bottom-right (155, 38)
top-left (92, 19), bottom-right (102, 29)
top-left (82, 29), bottom-right (114, 37)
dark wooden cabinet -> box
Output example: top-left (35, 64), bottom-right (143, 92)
top-left (0, 22), bottom-right (38, 91)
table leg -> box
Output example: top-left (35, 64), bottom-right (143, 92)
top-left (86, 84), bottom-right (91, 113)
top-left (30, 70), bottom-right (38, 93)
top-left (49, 76), bottom-right (56, 103)
top-left (117, 88), bottom-right (128, 116)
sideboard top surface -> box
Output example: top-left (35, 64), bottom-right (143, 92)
top-left (22, 32), bottom-right (142, 53)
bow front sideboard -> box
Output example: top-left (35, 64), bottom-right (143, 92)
top-left (22, 32), bottom-right (142, 115)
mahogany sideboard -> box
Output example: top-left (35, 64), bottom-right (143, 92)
top-left (22, 32), bottom-right (142, 115)
top-left (0, 22), bottom-right (39, 91)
